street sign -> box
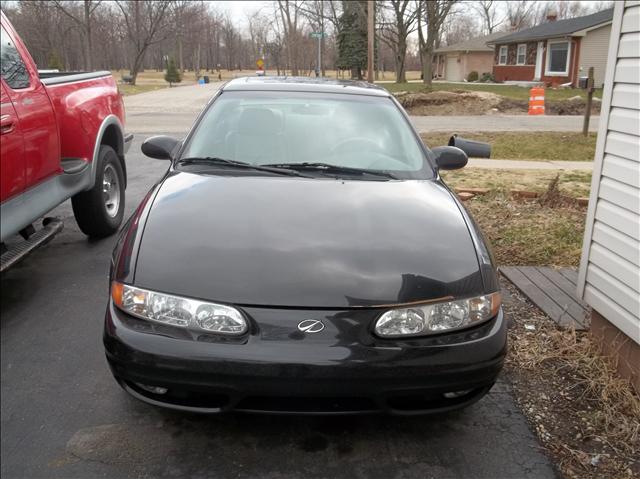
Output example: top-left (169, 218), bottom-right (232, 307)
top-left (256, 58), bottom-right (264, 69)
top-left (309, 32), bottom-right (325, 39)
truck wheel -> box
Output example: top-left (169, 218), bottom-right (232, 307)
top-left (72, 145), bottom-right (125, 238)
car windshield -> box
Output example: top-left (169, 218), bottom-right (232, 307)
top-left (179, 91), bottom-right (434, 179)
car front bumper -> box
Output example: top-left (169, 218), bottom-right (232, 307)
top-left (104, 302), bottom-right (507, 415)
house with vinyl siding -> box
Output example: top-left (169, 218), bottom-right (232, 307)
top-left (577, 0), bottom-right (640, 392)
top-left (488, 8), bottom-right (614, 87)
top-left (432, 33), bottom-right (506, 82)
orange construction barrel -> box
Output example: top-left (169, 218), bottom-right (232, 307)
top-left (528, 87), bottom-right (545, 115)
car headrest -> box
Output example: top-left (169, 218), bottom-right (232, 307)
top-left (237, 108), bottom-right (283, 135)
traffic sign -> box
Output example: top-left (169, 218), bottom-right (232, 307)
top-left (309, 32), bottom-right (325, 39)
top-left (256, 58), bottom-right (264, 69)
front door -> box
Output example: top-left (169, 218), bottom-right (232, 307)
top-left (534, 41), bottom-right (544, 81)
top-left (446, 55), bottom-right (461, 82)
top-left (1, 24), bottom-right (59, 190)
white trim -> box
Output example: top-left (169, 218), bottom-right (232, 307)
top-left (534, 41), bottom-right (544, 80)
top-left (516, 43), bottom-right (527, 65)
top-left (545, 39), bottom-right (572, 76)
top-left (577, 2), bottom-right (626, 298)
top-left (498, 45), bottom-right (508, 65)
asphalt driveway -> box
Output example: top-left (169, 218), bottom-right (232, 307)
top-left (1, 134), bottom-right (558, 478)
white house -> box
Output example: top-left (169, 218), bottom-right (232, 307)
top-left (577, 0), bottom-right (640, 392)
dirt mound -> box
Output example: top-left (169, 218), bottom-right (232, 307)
top-left (396, 90), bottom-right (601, 116)
top-left (395, 90), bottom-right (502, 116)
top-left (496, 98), bottom-right (601, 115)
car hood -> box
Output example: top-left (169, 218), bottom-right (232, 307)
top-left (134, 172), bottom-right (484, 308)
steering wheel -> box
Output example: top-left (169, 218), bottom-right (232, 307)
top-left (331, 137), bottom-right (380, 154)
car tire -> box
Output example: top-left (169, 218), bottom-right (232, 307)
top-left (72, 145), bottom-right (125, 238)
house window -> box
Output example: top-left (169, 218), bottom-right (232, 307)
top-left (498, 46), bottom-right (507, 65)
top-left (517, 44), bottom-right (527, 65)
top-left (546, 40), bottom-right (570, 75)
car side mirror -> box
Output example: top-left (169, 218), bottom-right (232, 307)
top-left (141, 135), bottom-right (180, 160)
top-left (431, 146), bottom-right (468, 170)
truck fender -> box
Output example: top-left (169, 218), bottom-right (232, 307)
top-left (89, 114), bottom-right (127, 190)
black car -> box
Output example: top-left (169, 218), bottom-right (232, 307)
top-left (105, 77), bottom-right (506, 415)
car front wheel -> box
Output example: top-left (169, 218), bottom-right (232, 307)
top-left (72, 145), bottom-right (125, 238)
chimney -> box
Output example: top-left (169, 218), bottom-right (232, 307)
top-left (547, 9), bottom-right (558, 22)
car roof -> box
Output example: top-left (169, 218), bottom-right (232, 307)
top-left (221, 76), bottom-right (390, 97)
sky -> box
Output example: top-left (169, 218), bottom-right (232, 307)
top-left (216, 0), bottom-right (271, 28)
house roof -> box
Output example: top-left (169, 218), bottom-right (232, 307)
top-left (489, 8), bottom-right (614, 44)
top-left (435, 32), bottom-right (507, 53)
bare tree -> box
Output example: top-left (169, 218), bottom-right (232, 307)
top-left (115, 0), bottom-right (172, 85)
top-left (442, 11), bottom-right (480, 46)
top-left (299, 0), bottom-right (337, 75)
top-left (379, 0), bottom-right (419, 83)
top-left (533, 0), bottom-right (613, 24)
top-left (417, 0), bottom-right (457, 86)
top-left (52, 0), bottom-right (101, 70)
top-left (504, 0), bottom-right (539, 30)
top-left (276, 0), bottom-right (304, 75)
top-left (472, 0), bottom-right (504, 34)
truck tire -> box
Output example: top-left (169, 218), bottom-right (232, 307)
top-left (72, 145), bottom-right (125, 238)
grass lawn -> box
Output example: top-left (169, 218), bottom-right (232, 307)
top-left (441, 169), bottom-right (590, 266)
top-left (117, 84), bottom-right (169, 96)
top-left (112, 69), bottom-right (428, 95)
top-left (381, 81), bottom-right (603, 101)
top-left (422, 132), bottom-right (597, 161)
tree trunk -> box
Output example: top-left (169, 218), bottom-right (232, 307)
top-left (178, 35), bottom-right (184, 73)
top-left (83, 0), bottom-right (92, 71)
top-left (396, 35), bottom-right (407, 83)
top-left (129, 47), bottom-right (148, 86)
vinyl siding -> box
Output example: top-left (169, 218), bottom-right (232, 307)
top-left (577, 1), bottom-right (640, 344)
top-left (579, 24), bottom-right (612, 87)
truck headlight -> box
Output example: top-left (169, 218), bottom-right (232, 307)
top-left (374, 292), bottom-right (501, 338)
top-left (111, 282), bottom-right (247, 335)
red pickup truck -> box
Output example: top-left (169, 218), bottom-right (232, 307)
top-left (1, 11), bottom-right (131, 270)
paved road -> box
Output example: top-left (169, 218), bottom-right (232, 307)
top-left (124, 83), bottom-right (600, 134)
top-left (1, 148), bottom-right (559, 475)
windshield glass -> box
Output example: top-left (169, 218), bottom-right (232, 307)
top-left (180, 91), bottom-right (434, 179)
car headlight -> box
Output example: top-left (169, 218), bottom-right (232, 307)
top-left (111, 282), bottom-right (248, 335)
top-left (374, 292), bottom-right (501, 338)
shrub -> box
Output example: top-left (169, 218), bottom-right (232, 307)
top-left (164, 57), bottom-right (182, 87)
top-left (467, 70), bottom-right (479, 82)
top-left (479, 72), bottom-right (495, 83)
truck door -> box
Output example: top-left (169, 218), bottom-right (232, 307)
top-left (0, 24), bottom-right (59, 190)
top-left (0, 79), bottom-right (25, 203)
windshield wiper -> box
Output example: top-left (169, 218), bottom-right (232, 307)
top-left (177, 157), bottom-right (306, 177)
top-left (262, 162), bottom-right (397, 180)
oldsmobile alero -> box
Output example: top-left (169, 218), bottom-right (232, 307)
top-left (104, 77), bottom-right (506, 415)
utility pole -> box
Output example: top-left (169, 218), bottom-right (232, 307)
top-left (367, 0), bottom-right (374, 83)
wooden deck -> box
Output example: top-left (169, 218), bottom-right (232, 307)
top-left (501, 266), bottom-right (590, 330)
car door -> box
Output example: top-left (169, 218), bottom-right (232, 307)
top-left (0, 24), bottom-right (59, 190)
top-left (0, 78), bottom-right (25, 203)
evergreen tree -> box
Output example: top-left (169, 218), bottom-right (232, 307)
top-left (164, 57), bottom-right (181, 87)
top-left (336, 1), bottom-right (368, 80)
top-left (47, 51), bottom-right (64, 71)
